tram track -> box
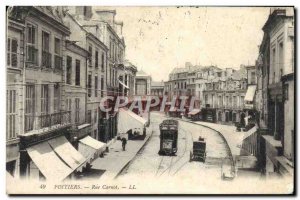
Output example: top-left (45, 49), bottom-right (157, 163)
top-left (156, 124), bottom-right (193, 177)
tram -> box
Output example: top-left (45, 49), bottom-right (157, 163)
top-left (158, 119), bottom-right (178, 155)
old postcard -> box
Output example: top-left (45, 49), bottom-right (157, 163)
top-left (6, 6), bottom-right (295, 195)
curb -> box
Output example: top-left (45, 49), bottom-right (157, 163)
top-left (114, 129), bottom-right (154, 179)
top-left (177, 118), bottom-right (235, 169)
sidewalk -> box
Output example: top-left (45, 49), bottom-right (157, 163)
top-left (179, 117), bottom-right (257, 157)
top-left (91, 127), bottom-right (153, 180)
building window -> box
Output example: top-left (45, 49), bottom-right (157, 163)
top-left (251, 72), bottom-right (256, 84)
top-left (233, 113), bottom-right (237, 122)
top-left (115, 70), bottom-right (118, 86)
top-left (75, 98), bottom-right (80, 123)
top-left (240, 96), bottom-right (245, 107)
top-left (284, 84), bottom-right (289, 100)
top-left (87, 110), bottom-right (92, 124)
top-left (42, 31), bottom-right (51, 68)
top-left (75, 60), bottom-right (80, 86)
top-left (95, 76), bottom-right (98, 97)
top-left (66, 56), bottom-right (72, 84)
top-left (101, 76), bottom-right (104, 97)
top-left (54, 38), bottom-right (62, 70)
top-left (279, 42), bottom-right (284, 78)
top-left (88, 46), bottom-right (92, 57)
top-left (42, 31), bottom-right (50, 52)
top-left (88, 46), bottom-right (92, 66)
top-left (54, 38), bottom-right (61, 55)
top-left (41, 85), bottom-right (49, 114)
top-left (94, 109), bottom-right (97, 124)
top-left (7, 38), bottom-right (18, 67)
top-left (25, 85), bottom-right (35, 132)
top-left (7, 90), bottom-right (17, 139)
top-left (226, 96), bottom-right (229, 107)
top-left (66, 98), bottom-right (72, 123)
top-left (101, 52), bottom-right (105, 71)
top-left (95, 50), bottom-right (99, 68)
top-left (26, 24), bottom-right (38, 64)
top-left (88, 74), bottom-right (92, 97)
top-left (272, 48), bottom-right (276, 83)
top-left (83, 6), bottom-right (87, 16)
top-left (233, 96), bottom-right (237, 108)
top-left (53, 84), bottom-right (60, 112)
top-left (27, 24), bottom-right (36, 44)
top-left (218, 96), bottom-right (222, 107)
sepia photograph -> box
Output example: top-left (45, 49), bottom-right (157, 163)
top-left (5, 5), bottom-right (295, 195)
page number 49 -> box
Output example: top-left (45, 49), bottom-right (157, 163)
top-left (40, 184), bottom-right (46, 189)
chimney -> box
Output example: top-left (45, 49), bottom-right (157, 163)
top-left (94, 10), bottom-right (116, 27)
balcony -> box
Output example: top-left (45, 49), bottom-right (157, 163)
top-left (54, 55), bottom-right (63, 71)
top-left (24, 111), bottom-right (71, 134)
top-left (244, 103), bottom-right (254, 110)
top-left (69, 123), bottom-right (92, 142)
top-left (42, 51), bottom-right (52, 68)
top-left (26, 46), bottom-right (38, 65)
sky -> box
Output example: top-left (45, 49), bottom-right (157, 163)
top-left (113, 7), bottom-right (270, 81)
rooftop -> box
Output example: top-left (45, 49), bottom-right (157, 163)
top-left (151, 81), bottom-right (164, 87)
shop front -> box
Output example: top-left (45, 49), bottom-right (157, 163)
top-left (19, 128), bottom-right (87, 181)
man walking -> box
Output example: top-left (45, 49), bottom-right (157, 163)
top-left (121, 137), bottom-right (127, 151)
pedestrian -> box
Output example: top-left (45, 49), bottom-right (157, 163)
top-left (121, 137), bottom-right (127, 151)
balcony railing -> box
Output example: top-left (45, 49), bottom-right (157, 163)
top-left (27, 46), bottom-right (38, 65)
top-left (42, 50), bottom-right (52, 68)
top-left (25, 111), bottom-right (71, 133)
top-left (54, 55), bottom-right (63, 70)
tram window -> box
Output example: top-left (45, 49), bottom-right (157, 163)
top-left (162, 132), bottom-right (173, 139)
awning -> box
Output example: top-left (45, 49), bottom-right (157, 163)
top-left (244, 85), bottom-right (257, 102)
top-left (27, 141), bottom-right (73, 181)
top-left (79, 136), bottom-right (106, 151)
top-left (188, 109), bottom-right (201, 115)
top-left (118, 108), bottom-right (147, 134)
top-left (48, 136), bottom-right (87, 171)
top-left (78, 136), bottom-right (107, 162)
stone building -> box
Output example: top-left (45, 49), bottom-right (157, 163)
top-left (6, 6), bottom-right (128, 181)
top-left (150, 81), bottom-right (164, 96)
top-left (67, 7), bottom-right (126, 143)
top-left (6, 6), bottom-right (79, 180)
top-left (134, 70), bottom-right (152, 96)
top-left (6, 7), bottom-right (26, 178)
top-left (203, 67), bottom-right (247, 124)
top-left (258, 8), bottom-right (294, 177)
top-left (123, 60), bottom-right (137, 97)
top-left (64, 9), bottom-right (108, 142)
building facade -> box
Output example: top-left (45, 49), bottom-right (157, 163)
top-left (6, 6), bottom-right (135, 181)
top-left (258, 8), bottom-right (294, 177)
top-left (203, 67), bottom-right (247, 124)
top-left (150, 81), bottom-right (164, 96)
top-left (134, 70), bottom-right (152, 96)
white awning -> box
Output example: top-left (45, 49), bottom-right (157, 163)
top-left (48, 136), bottom-right (87, 171)
top-left (118, 108), bottom-right (147, 134)
top-left (78, 136), bottom-right (107, 162)
top-left (188, 109), bottom-right (201, 115)
top-left (27, 141), bottom-right (73, 181)
top-left (244, 85), bottom-right (257, 102)
top-left (79, 136), bottom-right (106, 151)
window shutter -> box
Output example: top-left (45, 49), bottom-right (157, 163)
top-left (11, 39), bottom-right (18, 67)
top-left (7, 38), bottom-right (11, 66)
